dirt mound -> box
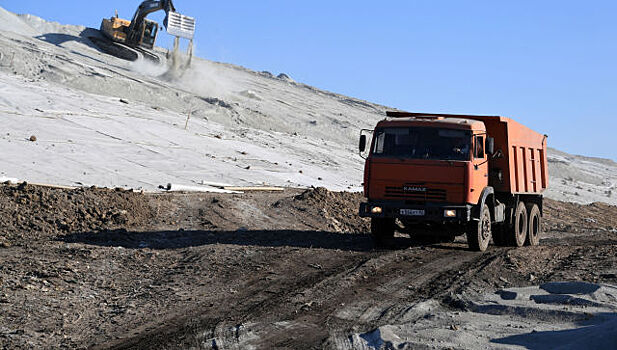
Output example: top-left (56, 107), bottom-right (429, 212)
top-left (544, 198), bottom-right (617, 233)
top-left (0, 183), bottom-right (154, 246)
top-left (290, 187), bottom-right (369, 233)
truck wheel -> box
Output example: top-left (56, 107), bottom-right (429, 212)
top-left (371, 218), bottom-right (395, 241)
top-left (526, 204), bottom-right (541, 246)
top-left (467, 205), bottom-right (491, 252)
top-left (511, 201), bottom-right (528, 247)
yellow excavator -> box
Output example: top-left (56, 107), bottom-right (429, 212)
top-left (90, 0), bottom-right (195, 64)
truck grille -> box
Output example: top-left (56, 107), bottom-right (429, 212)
top-left (384, 184), bottom-right (447, 202)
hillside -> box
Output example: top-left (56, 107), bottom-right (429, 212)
top-left (0, 6), bottom-right (615, 203)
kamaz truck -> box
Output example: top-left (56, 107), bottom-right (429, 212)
top-left (359, 112), bottom-right (548, 251)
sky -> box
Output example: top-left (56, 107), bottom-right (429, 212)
top-left (2, 0), bottom-right (616, 160)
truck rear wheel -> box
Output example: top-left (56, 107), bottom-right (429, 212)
top-left (511, 201), bottom-right (528, 247)
top-left (371, 218), bottom-right (395, 241)
top-left (526, 204), bottom-right (541, 246)
top-left (467, 205), bottom-right (491, 252)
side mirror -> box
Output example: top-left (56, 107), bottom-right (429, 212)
top-left (486, 137), bottom-right (495, 155)
top-left (359, 135), bottom-right (367, 153)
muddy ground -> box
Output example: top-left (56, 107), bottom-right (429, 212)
top-left (0, 184), bottom-right (616, 349)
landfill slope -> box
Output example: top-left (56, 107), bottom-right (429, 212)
top-left (0, 7), bottom-right (386, 193)
top-left (1, 7), bottom-right (616, 204)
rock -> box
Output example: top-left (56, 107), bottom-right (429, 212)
top-left (239, 90), bottom-right (263, 101)
top-left (277, 73), bottom-right (295, 83)
top-left (260, 71), bottom-right (274, 78)
top-left (308, 263), bottom-right (323, 270)
top-left (29, 135), bottom-right (37, 142)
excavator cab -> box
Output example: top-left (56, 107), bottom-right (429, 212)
top-left (139, 19), bottom-right (159, 49)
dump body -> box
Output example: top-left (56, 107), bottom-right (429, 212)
top-left (390, 113), bottom-right (549, 196)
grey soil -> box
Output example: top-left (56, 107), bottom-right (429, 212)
top-left (1, 184), bottom-right (616, 349)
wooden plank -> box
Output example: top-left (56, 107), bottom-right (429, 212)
top-left (28, 182), bottom-right (79, 190)
top-left (223, 186), bottom-right (285, 192)
top-left (4, 181), bottom-right (79, 190)
top-left (165, 183), bottom-right (243, 194)
top-left (198, 180), bottom-right (234, 188)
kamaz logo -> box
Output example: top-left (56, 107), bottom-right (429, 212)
top-left (403, 186), bottom-right (427, 192)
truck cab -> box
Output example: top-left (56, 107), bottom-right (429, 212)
top-left (359, 112), bottom-right (548, 251)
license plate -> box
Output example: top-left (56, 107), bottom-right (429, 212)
top-left (400, 209), bottom-right (425, 216)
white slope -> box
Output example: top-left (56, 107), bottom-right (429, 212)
top-left (0, 7), bottom-right (385, 192)
top-left (0, 7), bottom-right (38, 36)
top-left (0, 7), bottom-right (616, 204)
top-left (545, 148), bottom-right (617, 205)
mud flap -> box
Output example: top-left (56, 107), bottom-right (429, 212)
top-left (494, 203), bottom-right (506, 223)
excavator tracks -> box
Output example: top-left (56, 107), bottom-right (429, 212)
top-left (89, 36), bottom-right (160, 64)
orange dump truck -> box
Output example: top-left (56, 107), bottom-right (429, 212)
top-left (359, 112), bottom-right (548, 251)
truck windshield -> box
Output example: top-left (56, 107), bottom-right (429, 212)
top-left (372, 127), bottom-right (471, 161)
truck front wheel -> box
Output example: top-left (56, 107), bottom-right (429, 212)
top-left (371, 218), bottom-right (395, 241)
top-left (467, 205), bottom-right (491, 252)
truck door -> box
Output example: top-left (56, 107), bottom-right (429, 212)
top-left (469, 134), bottom-right (489, 204)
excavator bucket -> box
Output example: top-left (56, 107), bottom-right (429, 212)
top-left (164, 12), bottom-right (196, 40)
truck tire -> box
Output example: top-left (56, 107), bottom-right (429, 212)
top-left (511, 201), bottom-right (528, 247)
top-left (371, 218), bottom-right (395, 241)
top-left (526, 204), bottom-right (541, 246)
top-left (467, 205), bottom-right (491, 252)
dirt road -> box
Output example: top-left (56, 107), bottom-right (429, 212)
top-left (0, 184), bottom-right (616, 349)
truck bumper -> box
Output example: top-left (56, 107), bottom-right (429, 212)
top-left (359, 201), bottom-right (472, 223)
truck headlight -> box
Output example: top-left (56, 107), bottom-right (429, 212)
top-left (371, 206), bottom-right (383, 214)
top-left (444, 209), bottom-right (457, 218)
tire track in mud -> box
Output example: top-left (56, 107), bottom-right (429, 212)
top-left (110, 239), bottom-right (617, 349)
top-left (97, 248), bottom-right (374, 349)
top-left (237, 244), bottom-right (490, 348)
top-left (111, 243), bottom-right (490, 349)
